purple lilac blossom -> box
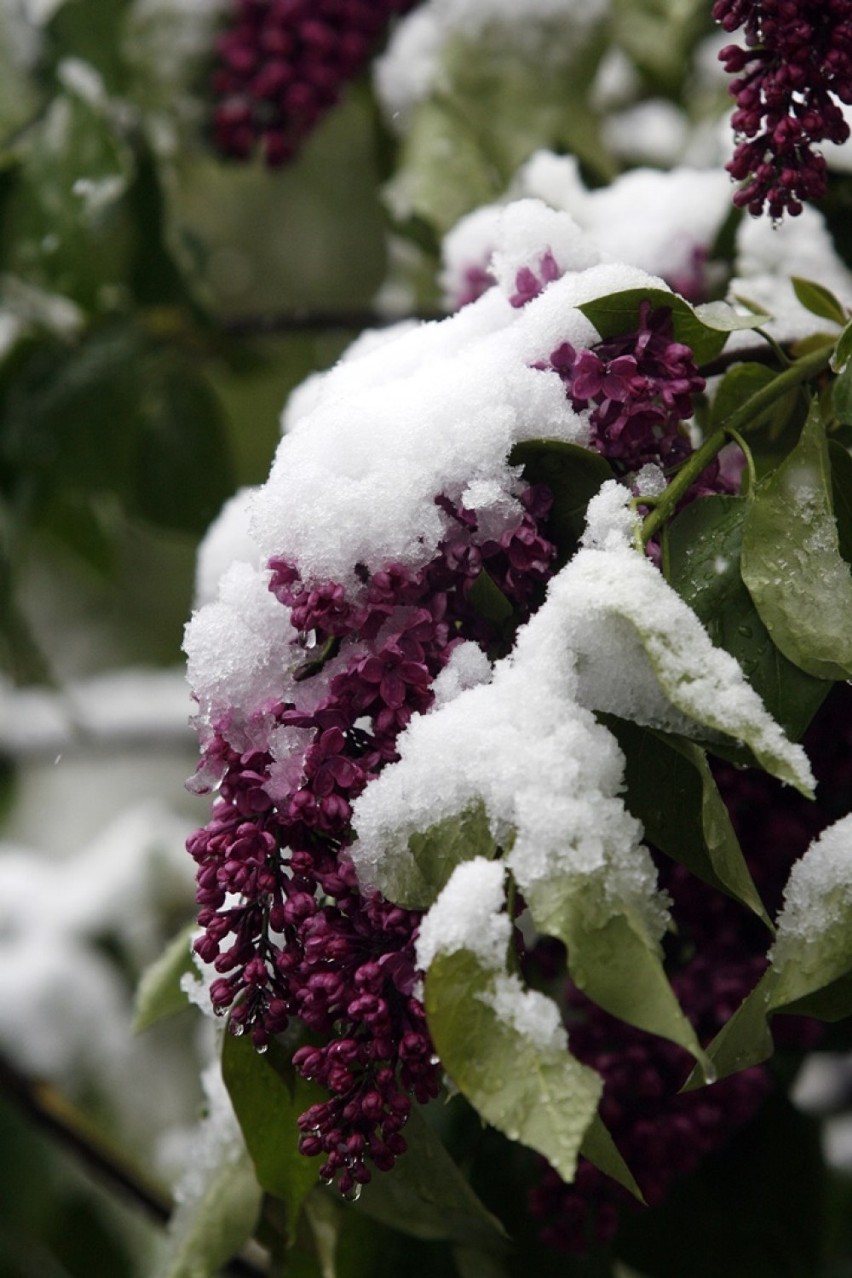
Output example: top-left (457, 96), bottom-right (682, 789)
top-left (212, 0), bottom-right (421, 165)
top-left (714, 0), bottom-right (852, 217)
top-left (187, 299), bottom-right (729, 1198)
top-left (187, 488), bottom-right (556, 1191)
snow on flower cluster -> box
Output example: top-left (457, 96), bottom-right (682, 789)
top-left (185, 199), bottom-right (809, 1193)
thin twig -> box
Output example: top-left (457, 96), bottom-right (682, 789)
top-left (0, 1052), bottom-right (266, 1278)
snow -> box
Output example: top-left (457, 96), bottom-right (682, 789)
top-left (482, 973), bottom-right (567, 1053)
top-left (246, 249), bottom-right (663, 590)
top-left (771, 815), bottom-right (852, 960)
top-left (730, 205), bottom-right (852, 342)
top-left (195, 487), bottom-right (261, 607)
top-left (352, 483), bottom-right (811, 951)
top-left (441, 156), bottom-right (732, 307)
top-left (415, 856), bottom-right (509, 970)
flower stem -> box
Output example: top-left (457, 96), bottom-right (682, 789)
top-left (641, 341), bottom-right (835, 545)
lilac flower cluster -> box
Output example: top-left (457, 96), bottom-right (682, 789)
top-left (187, 488), bottom-right (556, 1191)
top-left (545, 302), bottom-right (706, 475)
top-left (714, 0), bottom-right (852, 217)
top-left (211, 0), bottom-right (420, 165)
top-left (528, 683), bottom-right (852, 1252)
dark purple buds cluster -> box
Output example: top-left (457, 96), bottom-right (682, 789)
top-left (211, 0), bottom-right (421, 165)
top-left (187, 487), bottom-right (557, 1187)
top-left (714, 0), bottom-right (852, 217)
top-left (546, 303), bottom-right (705, 474)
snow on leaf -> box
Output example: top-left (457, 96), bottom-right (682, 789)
top-left (425, 945), bottom-right (603, 1188)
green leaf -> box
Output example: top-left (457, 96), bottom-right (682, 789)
top-left (709, 362), bottom-right (776, 432)
top-left (467, 569), bottom-right (515, 630)
top-left (741, 397), bottom-right (852, 681)
top-left (0, 12), bottom-right (40, 149)
top-left (402, 803), bottom-right (496, 911)
top-left (0, 323), bottom-right (145, 504)
top-left (508, 438), bottom-right (613, 567)
top-left (791, 276), bottom-right (848, 326)
top-left (163, 1144), bottom-right (261, 1278)
top-left (667, 494), bottom-right (830, 740)
top-left (829, 439), bottom-right (852, 565)
top-left (604, 718), bottom-right (771, 928)
top-left (452, 1245), bottom-right (512, 1278)
top-left (525, 884), bottom-right (711, 1080)
top-left (132, 358), bottom-right (235, 534)
top-left (683, 969), bottom-right (776, 1089)
top-left (578, 290), bottom-right (766, 365)
top-left (832, 358), bottom-right (852, 425)
top-left (357, 1104), bottom-right (507, 1249)
top-left (830, 316), bottom-right (852, 374)
top-left (3, 87), bottom-right (134, 310)
top-left (132, 921), bottom-right (195, 1033)
top-left (222, 1033), bottom-right (323, 1240)
top-left (425, 948), bottom-right (603, 1187)
top-left (579, 1113), bottom-right (644, 1202)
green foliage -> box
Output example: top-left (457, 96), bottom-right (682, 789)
top-left (741, 397), bottom-right (852, 681)
top-left (132, 921), bottom-right (195, 1033)
top-left (509, 438), bottom-right (613, 567)
top-left (578, 290), bottom-right (768, 365)
top-left (604, 718), bottom-right (771, 927)
top-left (222, 1033), bottom-right (324, 1241)
top-left (791, 277), bottom-right (848, 327)
top-left (666, 494), bottom-right (831, 740)
top-left (425, 947), bottom-right (604, 1189)
top-left (357, 1105), bottom-right (507, 1250)
top-left (402, 803), bottom-right (497, 911)
top-left (162, 1144), bottom-right (261, 1278)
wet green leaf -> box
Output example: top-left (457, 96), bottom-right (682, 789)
top-left (3, 87), bottom-right (134, 310)
top-left (509, 438), bottom-right (613, 567)
top-left (132, 921), bottom-right (194, 1033)
top-left (741, 398), bottom-right (852, 680)
top-left (524, 882), bottom-right (711, 1080)
top-left (667, 494), bottom-right (830, 740)
top-left (403, 803), bottom-right (496, 911)
top-left (604, 718), bottom-right (770, 927)
top-left (830, 316), bottom-right (852, 374)
top-left (579, 290), bottom-right (767, 365)
top-left (357, 1104), bottom-right (507, 1249)
top-left (425, 948), bottom-right (602, 1187)
top-left (222, 1034), bottom-right (323, 1240)
top-left (132, 359), bottom-right (235, 534)
top-left (163, 1144), bottom-right (260, 1278)
top-left (709, 362), bottom-right (775, 432)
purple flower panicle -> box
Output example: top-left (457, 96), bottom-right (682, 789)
top-left (714, 0), bottom-right (852, 217)
top-left (546, 303), bottom-right (705, 475)
top-left (212, 0), bottom-right (421, 165)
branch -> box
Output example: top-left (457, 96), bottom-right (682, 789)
top-left (0, 1052), bottom-right (266, 1278)
top-left (220, 306), bottom-right (445, 338)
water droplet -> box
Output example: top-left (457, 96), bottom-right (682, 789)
top-left (429, 1054), bottom-right (440, 1066)
top-left (256, 1042), bottom-right (268, 1055)
top-left (342, 1182), bottom-right (362, 1203)
top-left (320, 1173), bottom-right (333, 1186)
top-left (231, 1022), bottom-right (245, 1037)
top-left (703, 1060), bottom-right (717, 1086)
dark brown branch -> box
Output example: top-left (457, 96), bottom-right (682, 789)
top-left (0, 1052), bottom-right (266, 1278)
